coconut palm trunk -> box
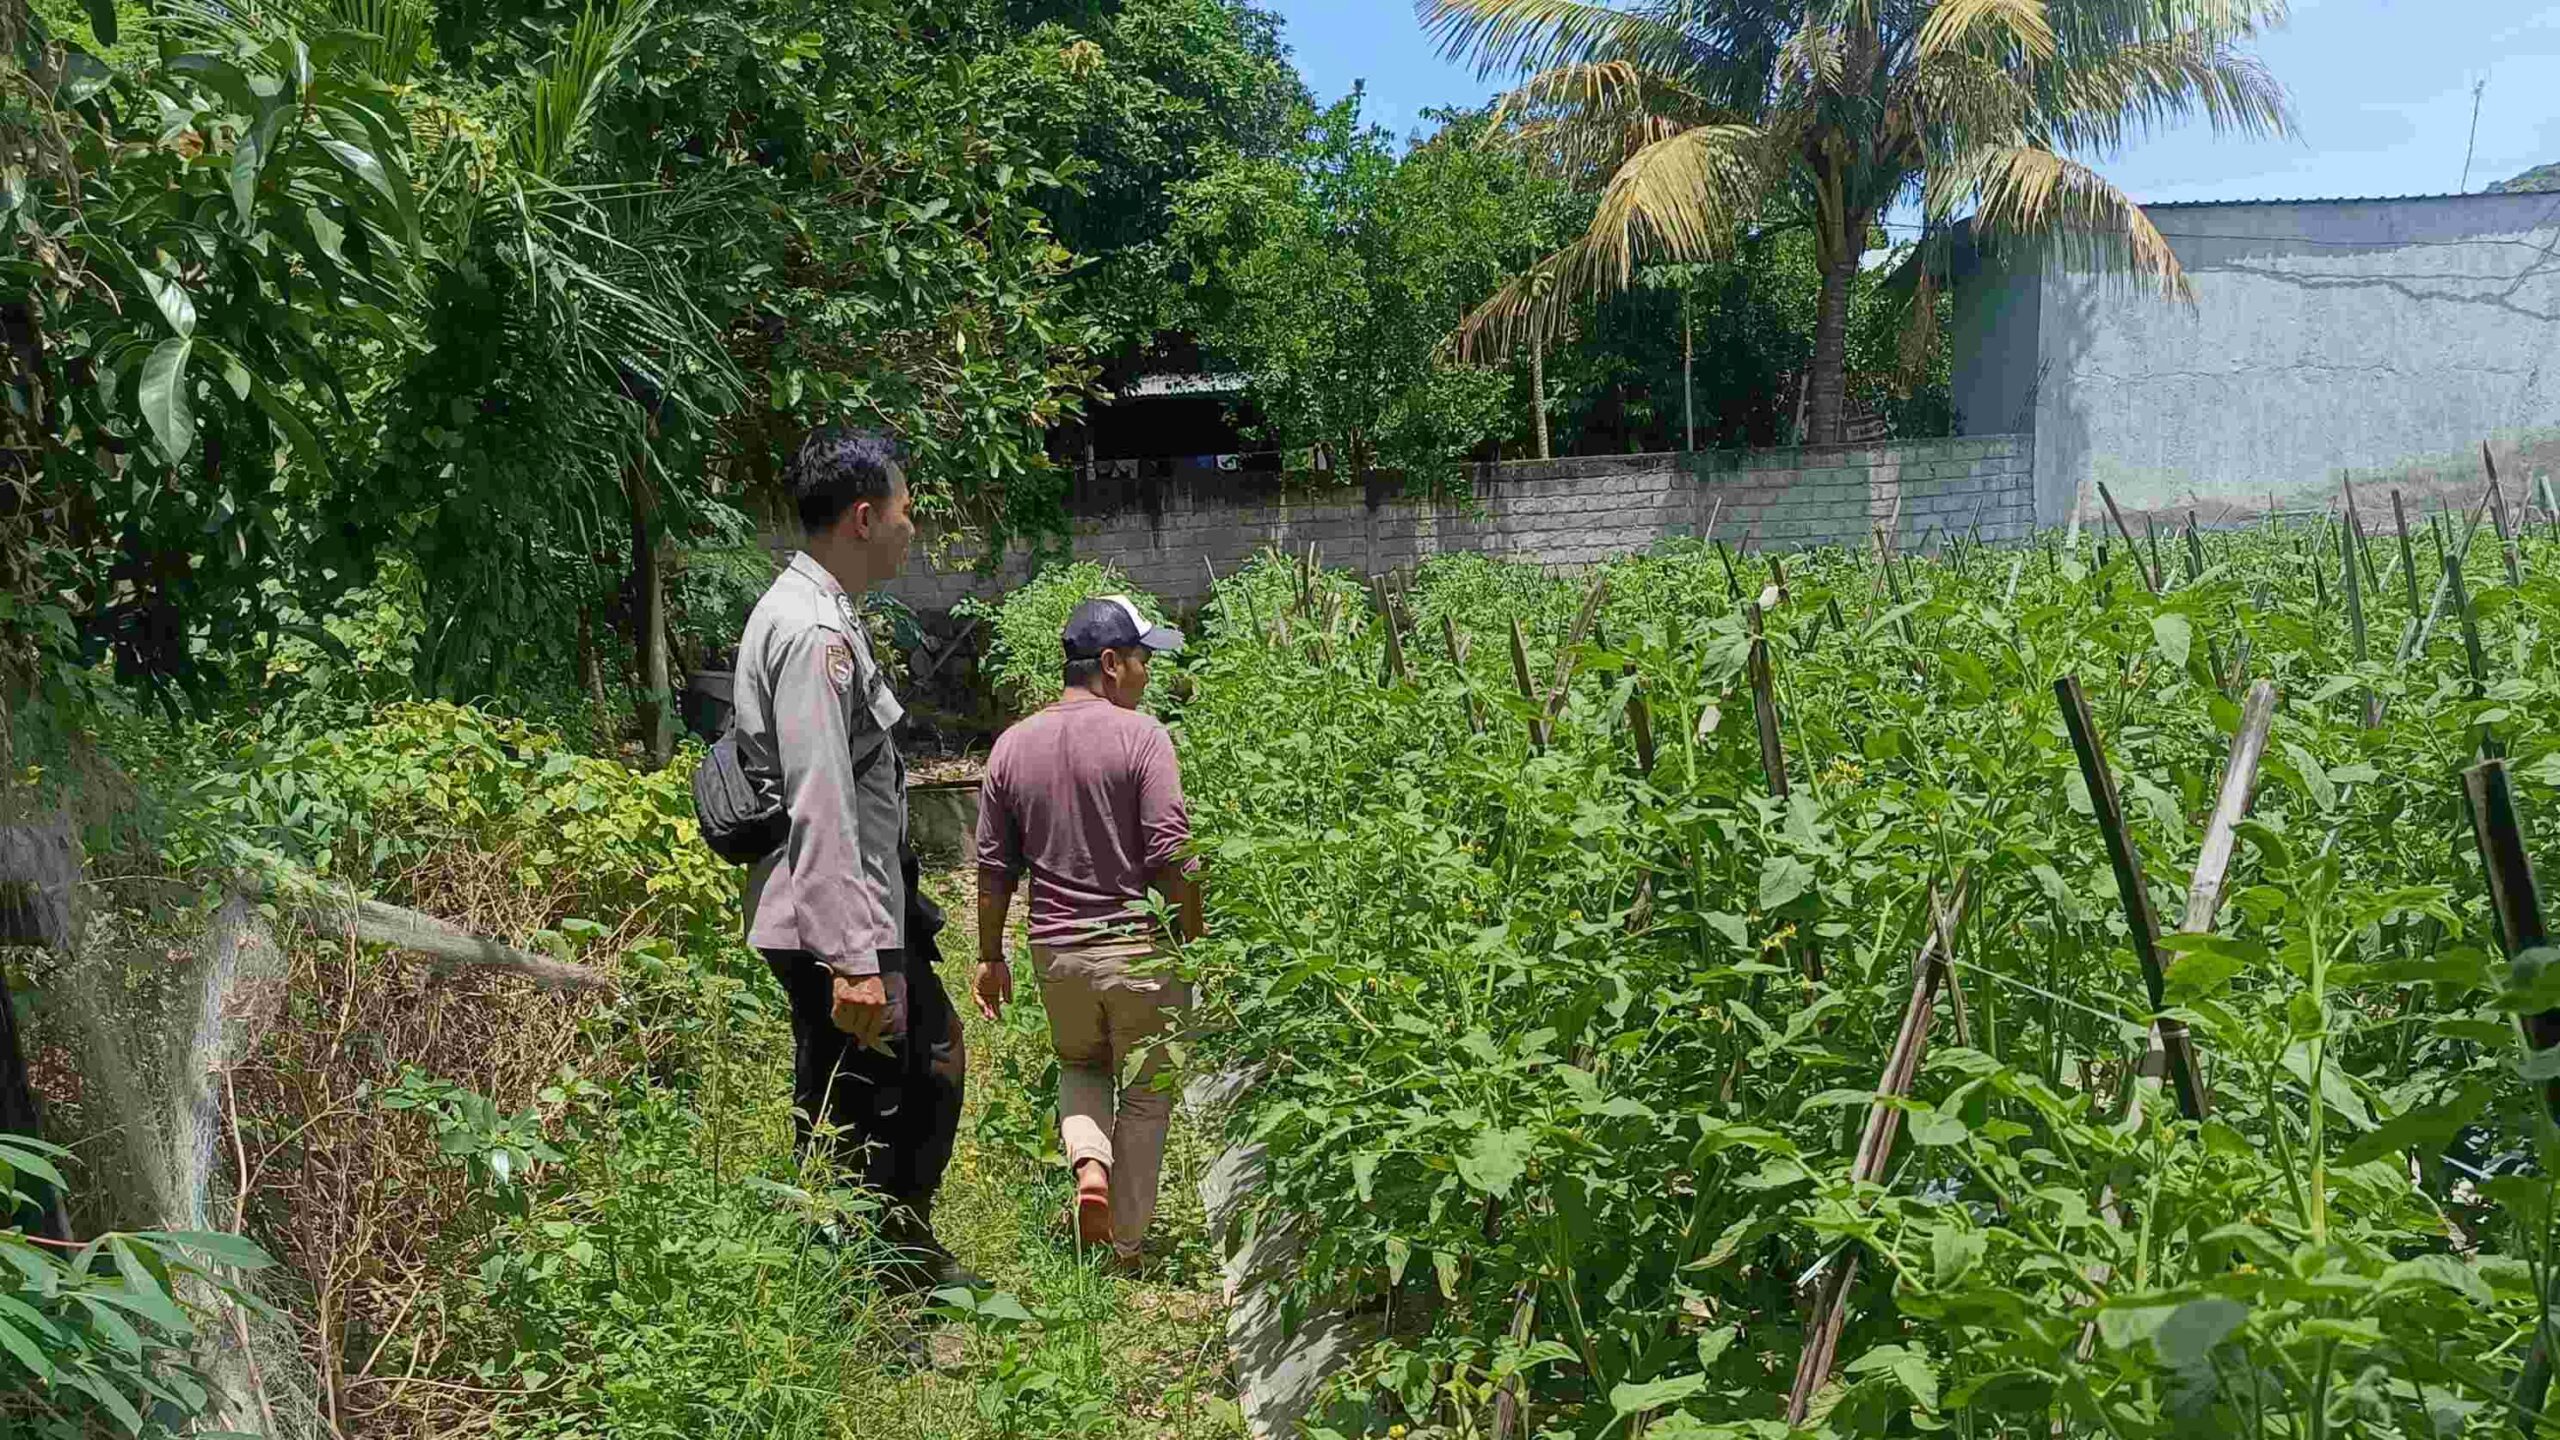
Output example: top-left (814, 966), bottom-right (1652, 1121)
top-left (1529, 335), bottom-right (1550, 459)
top-left (1806, 208), bottom-right (1868, 446)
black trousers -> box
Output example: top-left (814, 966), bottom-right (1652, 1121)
top-left (764, 948), bottom-right (962, 1223)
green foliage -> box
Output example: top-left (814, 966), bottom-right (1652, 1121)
top-left (1001, 0), bottom-right (1307, 351)
top-left (958, 560), bottom-right (1166, 715)
top-left (1177, 526), bottom-right (2560, 1436)
top-left (1170, 98), bottom-right (1568, 484)
top-left (0, 1136), bottom-right (275, 1439)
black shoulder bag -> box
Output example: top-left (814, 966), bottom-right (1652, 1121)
top-left (692, 729), bottom-right (789, 865)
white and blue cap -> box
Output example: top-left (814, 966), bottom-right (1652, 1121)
top-left (1063, 594), bottom-right (1185, 661)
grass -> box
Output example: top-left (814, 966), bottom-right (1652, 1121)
top-left (838, 860), bottom-right (1247, 1440)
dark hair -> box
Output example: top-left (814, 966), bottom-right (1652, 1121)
top-left (788, 426), bottom-right (905, 534)
top-left (1062, 656), bottom-right (1102, 689)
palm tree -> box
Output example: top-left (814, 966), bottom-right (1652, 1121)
top-left (1423, 0), bottom-right (2293, 445)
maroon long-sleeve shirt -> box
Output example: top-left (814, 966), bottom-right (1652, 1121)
top-left (975, 692), bottom-right (1190, 948)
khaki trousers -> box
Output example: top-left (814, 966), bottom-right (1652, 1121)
top-left (1031, 943), bottom-right (1188, 1258)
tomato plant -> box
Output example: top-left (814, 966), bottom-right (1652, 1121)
top-left (1169, 519), bottom-right (2560, 1438)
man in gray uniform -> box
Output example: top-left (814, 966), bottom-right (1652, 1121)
top-left (732, 425), bottom-right (974, 1289)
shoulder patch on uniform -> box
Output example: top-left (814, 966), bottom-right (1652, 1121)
top-left (824, 640), bottom-right (856, 693)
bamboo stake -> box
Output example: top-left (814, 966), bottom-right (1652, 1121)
top-left (1443, 616), bottom-right (1483, 735)
top-left (1373, 577), bottom-right (1412, 688)
top-left (2460, 760), bottom-right (2558, 1430)
top-left (2097, 483), bottom-right (2161, 593)
top-left (2392, 490), bottom-right (2422, 619)
top-left (1509, 617), bottom-right (1547, 751)
top-left (1786, 880), bottom-right (1971, 1424)
top-left (2341, 473), bottom-right (2382, 594)
top-left (1629, 682), bottom-right (1657, 777)
top-left (1545, 575), bottom-right (1610, 720)
top-left (2342, 496), bottom-right (2372, 720)
top-left (2487, 445), bottom-right (2525, 586)
top-left (2055, 676), bottom-right (2208, 1120)
top-left (1746, 602), bottom-right (1787, 801)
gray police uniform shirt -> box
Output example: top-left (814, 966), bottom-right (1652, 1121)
top-left (734, 552), bottom-right (910, 980)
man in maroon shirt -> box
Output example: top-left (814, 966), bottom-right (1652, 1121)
top-left (972, 596), bottom-right (1201, 1263)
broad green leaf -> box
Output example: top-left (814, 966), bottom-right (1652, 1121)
top-left (317, 136), bottom-right (400, 211)
top-left (1350, 1151), bottom-right (1378, 1203)
top-left (2337, 1081), bottom-right (2493, 1167)
top-left (1904, 1106), bottom-right (1967, 1147)
top-left (2381, 1253), bottom-right (2493, 1305)
top-left (1456, 1127), bottom-right (1531, 1197)
top-left (1931, 1227), bottom-right (1985, 1284)
top-left (1758, 855), bottom-right (1813, 912)
top-left (2156, 1297), bottom-right (2248, 1368)
top-left (84, 0), bottom-right (116, 45)
top-left (139, 338), bottom-right (196, 460)
top-left (1610, 1371), bottom-right (1706, 1416)
top-left (2096, 1302), bottom-right (2178, 1350)
top-left (2151, 612), bottom-right (2192, 670)
top-left (0, 1315), bottom-right (54, 1380)
top-left (141, 273), bottom-right (195, 339)
top-left (2281, 740), bottom-right (2337, 812)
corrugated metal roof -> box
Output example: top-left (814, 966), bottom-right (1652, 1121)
top-left (2137, 192), bottom-right (2524, 209)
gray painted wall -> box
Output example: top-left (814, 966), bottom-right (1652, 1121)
top-left (870, 438), bottom-right (2032, 614)
top-left (1954, 193), bottom-right (2560, 524)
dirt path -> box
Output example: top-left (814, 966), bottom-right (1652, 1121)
top-left (838, 863), bottom-right (1246, 1439)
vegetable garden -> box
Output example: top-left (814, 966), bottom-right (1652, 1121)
top-left (1152, 475), bottom-right (2560, 1438)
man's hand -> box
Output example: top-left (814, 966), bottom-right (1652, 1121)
top-left (831, 973), bottom-right (889, 1047)
top-left (974, 959), bottom-right (1013, 1020)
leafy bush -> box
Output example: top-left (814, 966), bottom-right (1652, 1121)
top-left (958, 561), bottom-right (1169, 716)
top-left (1177, 533), bottom-right (2560, 1436)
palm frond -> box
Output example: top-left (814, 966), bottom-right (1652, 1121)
top-left (1418, 0), bottom-right (1706, 84)
top-left (508, 0), bottom-right (654, 183)
top-left (2037, 33), bottom-right (2292, 152)
top-left (1915, 0), bottom-right (2056, 64)
top-left (1489, 61), bottom-right (1738, 179)
top-left (1453, 121), bottom-right (1778, 361)
top-left (1958, 145), bottom-right (2186, 297)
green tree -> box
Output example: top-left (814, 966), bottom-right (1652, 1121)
top-left (1424, 0), bottom-right (2292, 444)
top-left (1000, 0), bottom-right (1308, 361)
top-left (1171, 96), bottom-right (1569, 484)
top-left (2, 0), bottom-right (429, 720)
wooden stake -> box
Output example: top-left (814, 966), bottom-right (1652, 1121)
top-left (2487, 446), bottom-right (2525, 586)
top-left (1546, 575), bottom-right (1610, 720)
top-left (2461, 759), bottom-right (2560, 1431)
top-left (1443, 615), bottom-right (1483, 734)
top-left (1786, 879), bottom-right (1971, 1424)
top-left (2097, 483), bottom-right (2161, 594)
top-left (1373, 577), bottom-right (1412, 688)
top-left (1509, 617), bottom-right (1547, 750)
top-left (2391, 490), bottom-right (2422, 620)
top-left (1746, 602), bottom-right (1787, 801)
top-left (1629, 682), bottom-right (1657, 777)
top-left (2055, 676), bottom-right (2209, 1120)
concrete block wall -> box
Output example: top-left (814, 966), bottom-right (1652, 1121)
top-left (1699, 435), bottom-right (2034, 553)
top-left (883, 436), bottom-right (2031, 613)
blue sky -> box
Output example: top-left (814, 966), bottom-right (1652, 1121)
top-left (1263, 0), bottom-right (2560, 203)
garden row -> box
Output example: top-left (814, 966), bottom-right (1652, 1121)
top-left (1147, 480), bottom-right (2560, 1437)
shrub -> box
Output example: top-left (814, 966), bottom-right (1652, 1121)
top-left (957, 561), bottom-right (1169, 716)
